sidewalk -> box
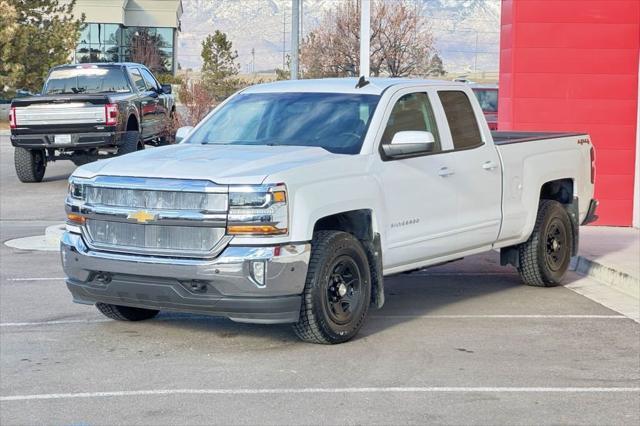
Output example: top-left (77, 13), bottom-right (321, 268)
top-left (573, 226), bottom-right (640, 299)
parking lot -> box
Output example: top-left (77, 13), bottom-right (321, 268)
top-left (0, 137), bottom-right (638, 425)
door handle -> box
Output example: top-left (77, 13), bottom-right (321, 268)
top-left (438, 167), bottom-right (455, 177)
top-left (482, 161), bottom-right (498, 171)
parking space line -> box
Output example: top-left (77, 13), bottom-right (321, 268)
top-left (2, 387), bottom-right (638, 402)
top-left (0, 319), bottom-right (110, 327)
top-left (5, 277), bottom-right (64, 281)
top-left (0, 314), bottom-right (627, 328)
top-left (371, 314), bottom-right (628, 319)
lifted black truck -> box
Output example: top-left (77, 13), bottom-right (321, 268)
top-left (9, 63), bottom-right (175, 182)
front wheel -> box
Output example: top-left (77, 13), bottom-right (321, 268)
top-left (293, 231), bottom-right (371, 344)
top-left (517, 200), bottom-right (574, 287)
top-left (14, 147), bottom-right (46, 183)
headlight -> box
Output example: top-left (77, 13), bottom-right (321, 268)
top-left (227, 184), bottom-right (288, 236)
top-left (68, 179), bottom-right (85, 200)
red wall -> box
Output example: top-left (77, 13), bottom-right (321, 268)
top-left (499, 0), bottom-right (640, 226)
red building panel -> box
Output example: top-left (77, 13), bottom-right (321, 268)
top-left (499, 0), bottom-right (640, 226)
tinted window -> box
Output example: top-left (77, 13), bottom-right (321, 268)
top-left (129, 68), bottom-right (147, 92)
top-left (472, 88), bottom-right (498, 113)
top-left (140, 68), bottom-right (159, 91)
top-left (186, 92), bottom-right (380, 155)
top-left (43, 67), bottom-right (130, 95)
top-left (381, 92), bottom-right (441, 152)
top-left (439, 91), bottom-right (482, 150)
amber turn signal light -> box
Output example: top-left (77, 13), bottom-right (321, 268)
top-left (227, 225), bottom-right (287, 235)
top-left (67, 213), bottom-right (86, 225)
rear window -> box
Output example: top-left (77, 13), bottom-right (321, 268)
top-left (472, 88), bottom-right (498, 113)
top-left (43, 67), bottom-right (131, 95)
top-left (438, 91), bottom-right (483, 150)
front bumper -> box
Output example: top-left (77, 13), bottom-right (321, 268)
top-left (61, 232), bottom-right (311, 324)
top-left (11, 131), bottom-right (122, 149)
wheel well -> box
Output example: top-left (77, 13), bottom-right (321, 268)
top-left (540, 178), bottom-right (573, 204)
top-left (540, 177), bottom-right (579, 256)
top-left (126, 115), bottom-right (139, 132)
top-left (313, 210), bottom-right (384, 309)
top-left (313, 210), bottom-right (373, 242)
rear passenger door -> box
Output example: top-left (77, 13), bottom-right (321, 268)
top-left (129, 67), bottom-right (158, 138)
top-left (436, 89), bottom-right (502, 250)
top-left (140, 67), bottom-right (169, 123)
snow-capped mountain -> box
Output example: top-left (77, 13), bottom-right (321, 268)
top-left (178, 0), bottom-right (501, 74)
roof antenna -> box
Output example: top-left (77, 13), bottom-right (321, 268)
top-left (355, 76), bottom-right (370, 89)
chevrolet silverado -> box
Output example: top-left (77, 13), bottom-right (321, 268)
top-left (61, 78), bottom-right (598, 344)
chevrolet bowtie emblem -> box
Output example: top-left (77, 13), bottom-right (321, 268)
top-left (127, 210), bottom-right (157, 223)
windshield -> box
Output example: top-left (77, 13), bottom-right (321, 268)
top-left (472, 88), bottom-right (498, 113)
top-left (43, 67), bottom-right (131, 95)
top-left (186, 92), bottom-right (380, 154)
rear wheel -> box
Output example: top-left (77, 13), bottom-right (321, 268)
top-left (14, 147), bottom-right (46, 183)
top-left (517, 200), bottom-right (574, 287)
top-left (96, 303), bottom-right (159, 321)
top-left (293, 231), bottom-right (371, 344)
top-left (118, 131), bottom-right (143, 156)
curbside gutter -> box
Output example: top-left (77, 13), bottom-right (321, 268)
top-left (570, 256), bottom-right (640, 300)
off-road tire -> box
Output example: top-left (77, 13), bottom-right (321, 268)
top-left (118, 131), bottom-right (143, 156)
top-left (293, 231), bottom-right (371, 344)
top-left (14, 147), bottom-right (46, 183)
top-left (517, 200), bottom-right (574, 287)
top-left (96, 303), bottom-right (159, 321)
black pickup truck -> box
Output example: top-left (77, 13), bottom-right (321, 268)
top-left (9, 63), bottom-right (175, 182)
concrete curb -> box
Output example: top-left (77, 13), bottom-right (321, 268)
top-left (570, 256), bottom-right (640, 300)
top-left (4, 224), bottom-right (65, 252)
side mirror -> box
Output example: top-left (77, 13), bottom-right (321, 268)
top-left (382, 131), bottom-right (436, 158)
top-left (161, 84), bottom-right (172, 94)
top-left (175, 126), bottom-right (194, 143)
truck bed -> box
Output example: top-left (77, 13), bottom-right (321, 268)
top-left (492, 131), bottom-right (586, 145)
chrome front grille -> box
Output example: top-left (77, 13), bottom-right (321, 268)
top-left (86, 219), bottom-right (227, 254)
top-left (69, 177), bottom-right (231, 258)
top-left (85, 187), bottom-right (227, 211)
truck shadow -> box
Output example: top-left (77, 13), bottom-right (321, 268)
top-left (139, 252), bottom-right (602, 344)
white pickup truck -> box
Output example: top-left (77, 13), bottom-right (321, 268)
top-left (61, 78), bottom-right (598, 344)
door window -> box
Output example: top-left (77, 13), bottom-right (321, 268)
top-left (381, 92), bottom-right (441, 152)
top-left (140, 68), bottom-right (160, 91)
top-left (438, 91), bottom-right (482, 150)
top-left (129, 68), bottom-right (147, 92)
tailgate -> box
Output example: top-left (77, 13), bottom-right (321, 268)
top-left (12, 95), bottom-right (108, 127)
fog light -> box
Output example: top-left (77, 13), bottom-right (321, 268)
top-left (251, 261), bottom-right (266, 287)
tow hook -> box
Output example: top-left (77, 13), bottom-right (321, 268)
top-left (93, 272), bottom-right (112, 285)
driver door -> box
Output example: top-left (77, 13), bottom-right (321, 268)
top-left (376, 89), bottom-right (459, 270)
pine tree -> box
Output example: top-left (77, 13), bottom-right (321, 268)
top-left (201, 30), bottom-right (240, 80)
top-left (428, 54), bottom-right (447, 77)
top-left (0, 0), bottom-right (84, 98)
top-left (200, 30), bottom-right (241, 101)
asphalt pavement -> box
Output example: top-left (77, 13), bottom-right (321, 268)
top-left (0, 137), bottom-right (638, 425)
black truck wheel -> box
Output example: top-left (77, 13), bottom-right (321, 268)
top-left (14, 147), bottom-right (46, 183)
top-left (517, 200), bottom-right (574, 287)
top-left (96, 303), bottom-right (159, 321)
top-left (293, 231), bottom-right (371, 344)
top-left (118, 131), bottom-right (143, 156)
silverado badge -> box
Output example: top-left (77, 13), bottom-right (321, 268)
top-left (127, 210), bottom-right (157, 223)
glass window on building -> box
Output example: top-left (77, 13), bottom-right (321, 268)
top-left (122, 27), bottom-right (175, 75)
top-left (75, 24), bottom-right (175, 74)
top-left (76, 23), bottom-right (123, 64)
